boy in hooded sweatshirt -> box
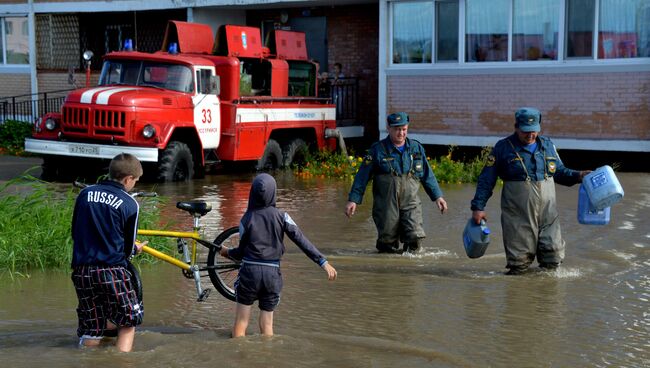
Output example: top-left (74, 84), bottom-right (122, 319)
top-left (219, 173), bottom-right (337, 337)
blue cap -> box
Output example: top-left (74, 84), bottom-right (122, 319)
top-left (515, 107), bottom-right (541, 132)
top-left (387, 112), bottom-right (409, 127)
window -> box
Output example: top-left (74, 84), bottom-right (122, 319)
top-left (196, 69), bottom-right (213, 94)
top-left (393, 1), bottom-right (433, 64)
top-left (436, 1), bottom-right (459, 61)
top-left (598, 0), bottom-right (650, 58)
top-left (566, 0), bottom-right (595, 58)
top-left (465, 0), bottom-right (509, 62)
top-left (3, 17), bottom-right (29, 65)
top-left (513, 0), bottom-right (561, 61)
top-left (99, 60), bottom-right (194, 93)
top-left (389, 0), bottom-right (649, 67)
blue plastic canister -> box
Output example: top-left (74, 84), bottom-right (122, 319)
top-left (582, 165), bottom-right (624, 211)
top-left (577, 184), bottom-right (611, 225)
top-left (463, 219), bottom-right (490, 259)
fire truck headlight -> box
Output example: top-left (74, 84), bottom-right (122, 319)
top-left (45, 117), bottom-right (57, 131)
top-left (142, 124), bottom-right (156, 139)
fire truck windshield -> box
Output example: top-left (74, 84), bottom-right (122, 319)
top-left (99, 60), bottom-right (194, 93)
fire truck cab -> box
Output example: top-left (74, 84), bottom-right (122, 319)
top-left (25, 21), bottom-right (339, 181)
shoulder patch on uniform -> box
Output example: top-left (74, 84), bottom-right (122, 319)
top-left (485, 154), bottom-right (496, 167)
top-left (547, 161), bottom-right (556, 173)
top-left (362, 154), bottom-right (373, 164)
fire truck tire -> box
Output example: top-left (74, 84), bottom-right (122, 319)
top-left (157, 141), bottom-right (195, 182)
top-left (255, 139), bottom-right (282, 171)
top-left (282, 138), bottom-right (308, 168)
top-left (41, 156), bottom-right (74, 181)
top-left (40, 156), bottom-right (60, 181)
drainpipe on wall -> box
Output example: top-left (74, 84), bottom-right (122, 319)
top-left (28, 0), bottom-right (38, 120)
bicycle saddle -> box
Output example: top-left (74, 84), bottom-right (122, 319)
top-left (176, 201), bottom-right (212, 217)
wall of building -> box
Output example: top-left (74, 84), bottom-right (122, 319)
top-left (0, 74), bottom-right (30, 97)
top-left (192, 7), bottom-right (246, 33)
top-left (36, 71), bottom-right (99, 92)
top-left (247, 4), bottom-right (379, 140)
top-left (387, 70), bottom-right (649, 149)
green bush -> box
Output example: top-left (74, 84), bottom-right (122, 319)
top-left (428, 146), bottom-right (490, 184)
top-left (0, 119), bottom-right (32, 155)
top-left (294, 146), bottom-right (491, 184)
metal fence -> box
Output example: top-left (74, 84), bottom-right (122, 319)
top-left (0, 89), bottom-right (72, 123)
top-left (319, 77), bottom-right (358, 124)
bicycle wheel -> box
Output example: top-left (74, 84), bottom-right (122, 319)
top-left (207, 226), bottom-right (240, 301)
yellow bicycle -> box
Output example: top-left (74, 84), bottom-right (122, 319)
top-left (74, 182), bottom-right (240, 302)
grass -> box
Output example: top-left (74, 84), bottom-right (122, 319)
top-left (293, 146), bottom-right (491, 184)
top-left (0, 176), bottom-right (174, 277)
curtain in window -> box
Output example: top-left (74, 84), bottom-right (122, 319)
top-left (393, 1), bottom-right (433, 64)
top-left (4, 17), bottom-right (29, 64)
top-left (465, 0), bottom-right (509, 62)
top-left (566, 0), bottom-right (595, 58)
top-left (512, 0), bottom-right (560, 61)
top-left (599, 0), bottom-right (650, 58)
top-left (436, 1), bottom-right (459, 61)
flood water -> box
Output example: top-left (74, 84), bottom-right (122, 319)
top-left (1, 170), bottom-right (649, 367)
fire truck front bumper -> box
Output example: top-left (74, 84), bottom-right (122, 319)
top-left (24, 138), bottom-right (159, 162)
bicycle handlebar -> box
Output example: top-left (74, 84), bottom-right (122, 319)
top-left (130, 191), bottom-right (158, 198)
top-left (73, 181), bottom-right (158, 198)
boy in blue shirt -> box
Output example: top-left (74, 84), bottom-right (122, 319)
top-left (71, 153), bottom-right (145, 352)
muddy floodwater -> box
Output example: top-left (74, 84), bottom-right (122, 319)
top-left (1, 170), bottom-right (648, 367)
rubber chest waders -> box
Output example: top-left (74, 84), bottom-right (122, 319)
top-left (502, 141), bottom-right (565, 268)
top-left (371, 141), bottom-right (425, 247)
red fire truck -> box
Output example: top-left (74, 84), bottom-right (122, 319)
top-left (25, 21), bottom-right (342, 181)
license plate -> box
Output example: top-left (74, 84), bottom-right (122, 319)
top-left (69, 144), bottom-right (99, 156)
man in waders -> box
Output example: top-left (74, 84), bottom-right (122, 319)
top-left (470, 107), bottom-right (590, 275)
top-left (345, 112), bottom-right (448, 253)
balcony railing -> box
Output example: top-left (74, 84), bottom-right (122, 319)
top-left (318, 77), bottom-right (358, 125)
top-left (0, 89), bottom-right (72, 123)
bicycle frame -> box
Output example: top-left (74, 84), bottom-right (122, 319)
top-left (136, 214), bottom-right (214, 302)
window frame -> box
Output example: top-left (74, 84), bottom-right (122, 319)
top-left (387, 0), bottom-right (650, 70)
top-left (0, 15), bottom-right (30, 67)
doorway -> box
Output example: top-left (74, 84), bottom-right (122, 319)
top-left (289, 16), bottom-right (327, 72)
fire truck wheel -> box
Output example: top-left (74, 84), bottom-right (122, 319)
top-left (157, 141), bottom-right (195, 182)
top-left (255, 139), bottom-right (282, 171)
top-left (282, 138), bottom-right (308, 168)
top-left (40, 156), bottom-right (60, 181)
top-left (41, 156), bottom-right (74, 182)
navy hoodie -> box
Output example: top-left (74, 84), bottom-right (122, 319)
top-left (228, 173), bottom-right (327, 267)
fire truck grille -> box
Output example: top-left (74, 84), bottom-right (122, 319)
top-left (61, 107), bottom-right (126, 137)
top-left (61, 106), bottom-right (90, 133)
top-left (94, 109), bottom-right (126, 136)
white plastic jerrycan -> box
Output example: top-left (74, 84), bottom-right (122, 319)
top-left (577, 183), bottom-right (611, 225)
top-left (463, 218), bottom-right (490, 259)
top-left (582, 165), bottom-right (624, 211)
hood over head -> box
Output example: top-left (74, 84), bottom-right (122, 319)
top-left (247, 173), bottom-right (277, 210)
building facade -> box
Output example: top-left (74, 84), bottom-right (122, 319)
top-left (0, 0), bottom-right (378, 139)
top-left (379, 0), bottom-right (650, 152)
top-left (0, 0), bottom-right (648, 151)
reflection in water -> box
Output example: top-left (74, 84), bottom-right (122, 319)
top-left (1, 172), bottom-right (649, 367)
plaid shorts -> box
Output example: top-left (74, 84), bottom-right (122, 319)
top-left (71, 265), bottom-right (143, 338)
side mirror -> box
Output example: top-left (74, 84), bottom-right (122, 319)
top-left (209, 75), bottom-right (220, 95)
